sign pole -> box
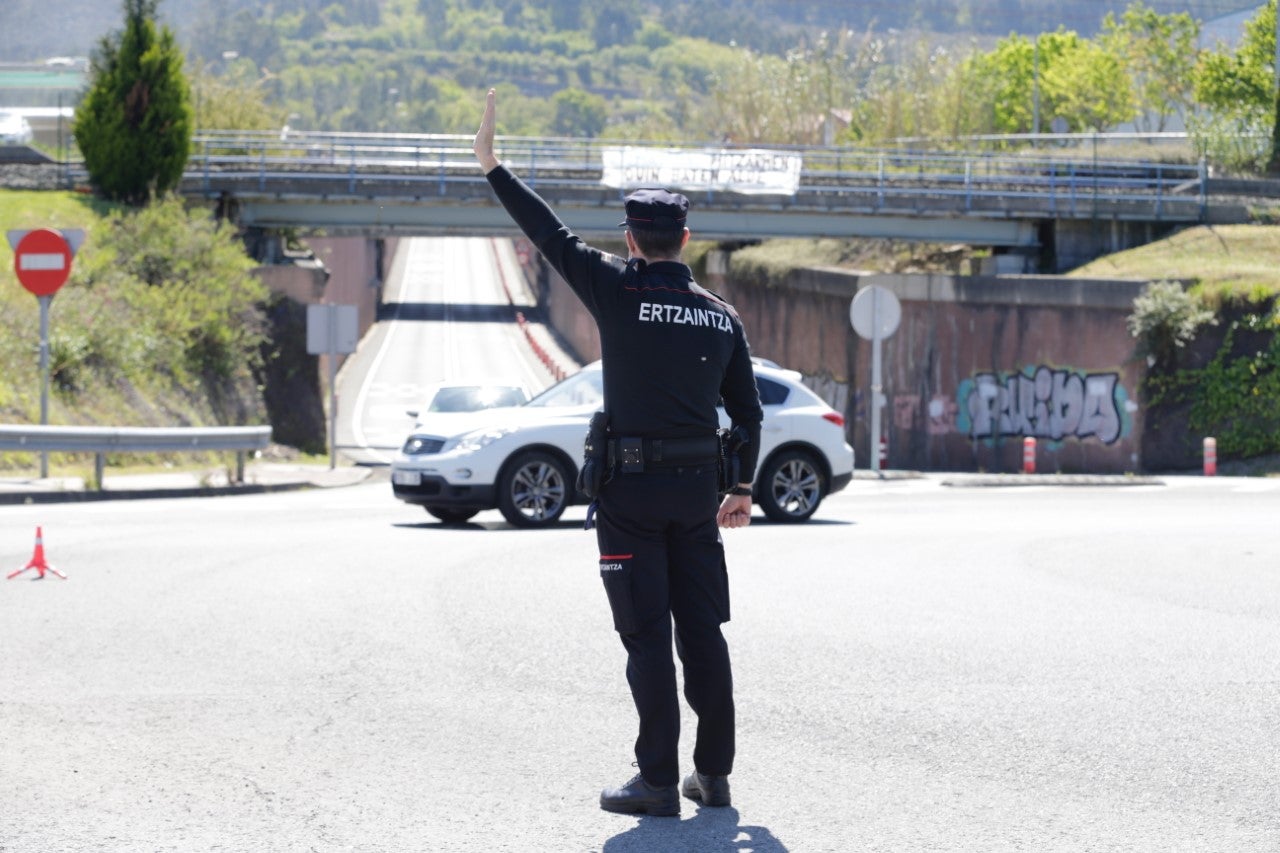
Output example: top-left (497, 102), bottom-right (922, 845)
top-left (870, 288), bottom-right (883, 475)
top-left (850, 284), bottom-right (902, 478)
top-left (8, 227), bottom-right (83, 480)
top-left (327, 304), bottom-right (338, 471)
top-left (38, 295), bottom-right (51, 477)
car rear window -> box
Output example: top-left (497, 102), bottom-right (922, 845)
top-left (756, 376), bottom-right (790, 405)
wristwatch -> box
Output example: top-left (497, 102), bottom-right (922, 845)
top-left (729, 485), bottom-right (753, 496)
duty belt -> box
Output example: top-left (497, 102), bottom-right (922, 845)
top-left (606, 434), bottom-right (720, 470)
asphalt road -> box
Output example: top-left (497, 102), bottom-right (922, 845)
top-left (336, 236), bottom-right (554, 466)
top-left (2, 474), bottom-right (1277, 852)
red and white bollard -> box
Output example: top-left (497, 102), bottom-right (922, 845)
top-left (1203, 437), bottom-right (1217, 476)
top-left (878, 436), bottom-right (888, 466)
top-left (1022, 436), bottom-right (1037, 474)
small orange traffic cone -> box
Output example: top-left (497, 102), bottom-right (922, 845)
top-left (8, 526), bottom-right (66, 580)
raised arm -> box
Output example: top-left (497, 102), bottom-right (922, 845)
top-left (473, 88), bottom-right (501, 174)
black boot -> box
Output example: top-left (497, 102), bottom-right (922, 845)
top-left (600, 773), bottom-right (680, 816)
top-left (681, 771), bottom-right (731, 807)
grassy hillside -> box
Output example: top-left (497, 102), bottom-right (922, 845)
top-left (1069, 224), bottom-right (1280, 303)
top-left (0, 189), bottom-right (268, 476)
top-left (0, 190), bottom-right (118, 426)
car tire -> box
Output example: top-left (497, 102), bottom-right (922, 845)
top-left (497, 451), bottom-right (571, 528)
top-left (425, 506), bottom-right (479, 524)
top-left (758, 449), bottom-right (825, 523)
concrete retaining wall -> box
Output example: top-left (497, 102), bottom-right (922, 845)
top-left (253, 236), bottom-right (396, 453)
top-left (712, 264), bottom-right (1149, 474)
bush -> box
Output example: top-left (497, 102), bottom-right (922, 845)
top-left (1187, 112), bottom-right (1271, 175)
top-left (73, 195), bottom-right (268, 391)
top-left (1142, 298), bottom-right (1280, 460)
top-left (1188, 316), bottom-right (1280, 456)
top-left (1127, 280), bottom-right (1215, 370)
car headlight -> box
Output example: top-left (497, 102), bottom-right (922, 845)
top-left (402, 436), bottom-right (445, 455)
top-left (453, 427), bottom-right (514, 452)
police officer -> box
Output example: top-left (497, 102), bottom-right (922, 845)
top-left (473, 89), bottom-right (762, 817)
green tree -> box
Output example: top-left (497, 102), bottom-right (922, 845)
top-left (74, 0), bottom-right (193, 205)
top-left (960, 34), bottom-right (1049, 134)
top-left (1041, 36), bottom-right (1135, 131)
top-left (1193, 0), bottom-right (1277, 172)
top-left (190, 65), bottom-right (287, 132)
top-left (705, 29), bottom-right (881, 145)
top-left (1100, 2), bottom-right (1201, 133)
top-left (589, 0), bottom-right (640, 48)
top-left (549, 0), bottom-right (584, 31)
top-left (960, 30), bottom-right (1134, 135)
top-left (551, 87), bottom-right (607, 137)
top-left (853, 38), bottom-right (971, 144)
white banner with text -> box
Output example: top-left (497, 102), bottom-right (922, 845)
top-left (600, 147), bottom-right (802, 196)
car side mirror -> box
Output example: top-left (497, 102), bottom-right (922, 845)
top-left (405, 409), bottom-right (419, 418)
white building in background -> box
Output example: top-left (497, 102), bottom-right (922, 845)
top-left (1199, 7), bottom-right (1256, 49)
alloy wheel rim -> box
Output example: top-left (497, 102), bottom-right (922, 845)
top-left (771, 458), bottom-right (819, 516)
top-left (512, 461), bottom-right (566, 521)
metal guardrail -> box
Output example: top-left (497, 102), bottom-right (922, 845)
top-left (179, 131), bottom-right (1208, 224)
top-left (0, 425), bottom-right (272, 490)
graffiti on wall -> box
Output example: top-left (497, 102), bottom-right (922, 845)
top-left (957, 366), bottom-right (1131, 444)
top-left (892, 395), bottom-right (959, 435)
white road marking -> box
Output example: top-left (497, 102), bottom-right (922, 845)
top-left (348, 237), bottom-right (559, 464)
top-left (349, 241), bottom-right (427, 464)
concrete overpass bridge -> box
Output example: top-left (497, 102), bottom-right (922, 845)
top-left (182, 131), bottom-right (1227, 272)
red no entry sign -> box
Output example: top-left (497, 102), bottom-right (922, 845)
top-left (13, 228), bottom-right (73, 297)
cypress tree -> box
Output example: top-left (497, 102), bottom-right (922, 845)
top-left (74, 0), bottom-right (193, 205)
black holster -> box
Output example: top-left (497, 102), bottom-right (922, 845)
top-left (577, 410), bottom-right (610, 499)
top-left (717, 425), bottom-right (748, 494)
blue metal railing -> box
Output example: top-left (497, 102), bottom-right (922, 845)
top-left (168, 129), bottom-right (1210, 222)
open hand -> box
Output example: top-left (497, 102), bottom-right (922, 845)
top-left (473, 88), bottom-right (500, 173)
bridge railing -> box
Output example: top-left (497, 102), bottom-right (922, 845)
top-left (185, 131), bottom-right (1207, 219)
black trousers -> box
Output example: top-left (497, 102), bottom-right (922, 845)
top-left (595, 464), bottom-right (734, 787)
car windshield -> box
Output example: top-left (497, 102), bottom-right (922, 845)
top-left (524, 369), bottom-right (603, 408)
top-left (428, 386), bottom-right (526, 413)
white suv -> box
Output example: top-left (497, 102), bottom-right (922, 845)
top-left (391, 360), bottom-right (854, 527)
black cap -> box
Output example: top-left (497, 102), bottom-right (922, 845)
top-left (618, 188), bottom-right (689, 231)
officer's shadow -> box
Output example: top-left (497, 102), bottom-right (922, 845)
top-left (602, 806), bottom-right (788, 853)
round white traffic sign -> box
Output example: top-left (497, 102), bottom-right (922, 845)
top-left (850, 285), bottom-right (901, 340)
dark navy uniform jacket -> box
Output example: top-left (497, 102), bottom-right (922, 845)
top-left (486, 165), bottom-right (764, 482)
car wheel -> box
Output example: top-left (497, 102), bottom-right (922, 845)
top-left (497, 451), bottom-right (571, 528)
top-left (758, 449), bottom-right (825, 523)
top-left (425, 506), bottom-right (479, 524)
